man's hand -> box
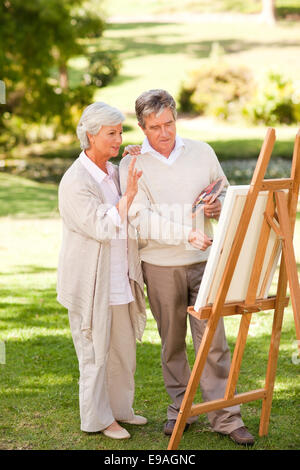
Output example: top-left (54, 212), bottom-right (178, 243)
top-left (203, 196), bottom-right (221, 220)
top-left (122, 145), bottom-right (142, 157)
top-left (188, 229), bottom-right (212, 250)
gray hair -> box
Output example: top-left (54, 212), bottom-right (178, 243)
top-left (135, 89), bottom-right (177, 128)
top-left (76, 101), bottom-right (125, 150)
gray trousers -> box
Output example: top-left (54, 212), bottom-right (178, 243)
top-left (142, 261), bottom-right (244, 434)
top-left (68, 304), bottom-right (136, 432)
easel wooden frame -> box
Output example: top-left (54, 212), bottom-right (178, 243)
top-left (168, 128), bottom-right (300, 450)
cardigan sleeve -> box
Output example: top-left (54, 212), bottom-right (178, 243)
top-left (58, 180), bottom-right (123, 243)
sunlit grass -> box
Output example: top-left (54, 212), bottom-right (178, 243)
top-left (0, 173), bottom-right (299, 450)
top-left (94, 18), bottom-right (300, 114)
top-left (104, 0), bottom-right (300, 18)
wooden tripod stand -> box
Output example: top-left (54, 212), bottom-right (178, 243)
top-left (168, 128), bottom-right (300, 450)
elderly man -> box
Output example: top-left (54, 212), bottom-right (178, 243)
top-left (120, 89), bottom-right (254, 446)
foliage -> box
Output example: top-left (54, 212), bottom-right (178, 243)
top-left (178, 50), bottom-right (255, 120)
top-left (0, 0), bottom-right (121, 145)
top-left (87, 51), bottom-right (122, 88)
top-left (243, 72), bottom-right (300, 125)
top-left (178, 42), bottom-right (300, 125)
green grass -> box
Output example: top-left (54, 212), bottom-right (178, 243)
top-left (0, 172), bottom-right (299, 450)
top-left (0, 173), bottom-right (59, 218)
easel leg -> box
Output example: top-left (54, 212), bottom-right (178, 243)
top-left (167, 318), bottom-right (219, 450)
top-left (225, 313), bottom-right (252, 400)
top-left (259, 295), bottom-right (286, 436)
top-left (259, 259), bottom-right (287, 436)
top-left (259, 189), bottom-right (300, 436)
top-left (275, 191), bottom-right (300, 345)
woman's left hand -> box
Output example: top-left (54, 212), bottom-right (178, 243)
top-left (203, 197), bottom-right (221, 219)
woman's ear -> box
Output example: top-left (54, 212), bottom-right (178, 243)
top-left (86, 132), bottom-right (94, 146)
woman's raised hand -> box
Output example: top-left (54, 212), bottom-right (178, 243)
top-left (117, 157), bottom-right (142, 222)
top-left (125, 157), bottom-right (142, 200)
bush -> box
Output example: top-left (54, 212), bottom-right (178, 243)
top-left (178, 60), bottom-right (254, 120)
top-left (243, 72), bottom-right (300, 125)
top-left (87, 51), bottom-right (122, 88)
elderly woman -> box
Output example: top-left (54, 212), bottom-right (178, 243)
top-left (56, 102), bottom-right (147, 440)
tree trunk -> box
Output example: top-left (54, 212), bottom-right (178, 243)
top-left (261, 0), bottom-right (276, 24)
top-left (59, 64), bottom-right (68, 89)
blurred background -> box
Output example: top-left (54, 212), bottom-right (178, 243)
top-left (1, 0), bottom-right (300, 186)
top-left (0, 0), bottom-right (300, 451)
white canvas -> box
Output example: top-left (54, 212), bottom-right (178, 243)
top-left (194, 185), bottom-right (282, 311)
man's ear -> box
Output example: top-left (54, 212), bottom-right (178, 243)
top-left (138, 122), bottom-right (146, 135)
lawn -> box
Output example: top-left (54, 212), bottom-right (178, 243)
top-left (0, 173), bottom-right (299, 451)
top-left (91, 11), bottom-right (300, 114)
top-left (104, 0), bottom-right (300, 18)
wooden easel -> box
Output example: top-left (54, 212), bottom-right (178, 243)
top-left (168, 128), bottom-right (300, 450)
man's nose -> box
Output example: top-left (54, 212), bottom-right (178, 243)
top-left (160, 126), bottom-right (168, 137)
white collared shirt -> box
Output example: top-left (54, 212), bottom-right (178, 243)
top-left (79, 151), bottom-right (134, 305)
top-left (141, 135), bottom-right (185, 165)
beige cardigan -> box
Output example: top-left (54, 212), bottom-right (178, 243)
top-left (57, 158), bottom-right (146, 366)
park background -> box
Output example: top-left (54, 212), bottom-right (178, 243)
top-left (0, 0), bottom-right (300, 450)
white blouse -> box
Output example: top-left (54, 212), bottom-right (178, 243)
top-left (79, 151), bottom-right (134, 306)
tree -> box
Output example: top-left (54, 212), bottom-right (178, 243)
top-left (261, 0), bottom-right (276, 24)
top-left (0, 0), bottom-right (118, 135)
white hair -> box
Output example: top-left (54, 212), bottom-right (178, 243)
top-left (76, 102), bottom-right (125, 150)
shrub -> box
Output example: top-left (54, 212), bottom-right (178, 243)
top-left (87, 51), bottom-right (121, 88)
top-left (243, 72), bottom-right (300, 125)
top-left (178, 60), bottom-right (254, 120)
